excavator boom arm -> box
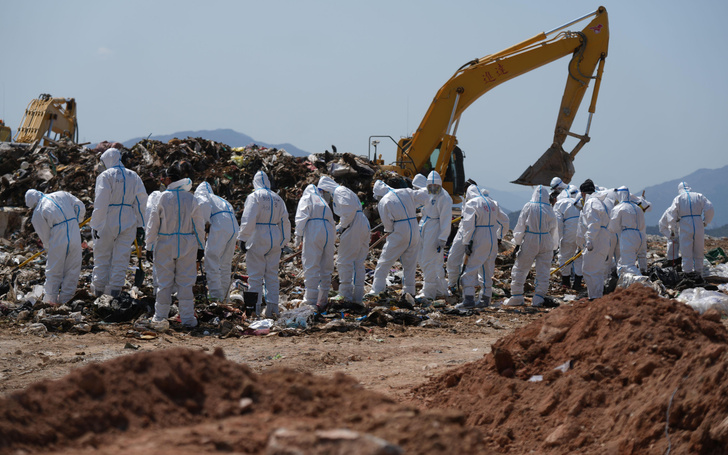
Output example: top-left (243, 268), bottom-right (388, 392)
top-left (14, 94), bottom-right (78, 145)
top-left (398, 6), bottom-right (609, 188)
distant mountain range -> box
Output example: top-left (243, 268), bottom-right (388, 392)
top-left (119, 129), bottom-right (310, 157)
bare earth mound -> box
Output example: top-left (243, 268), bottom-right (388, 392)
top-left (414, 284), bottom-right (728, 454)
top-left (0, 347), bottom-right (482, 454)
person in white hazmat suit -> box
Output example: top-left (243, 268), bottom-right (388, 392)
top-left (659, 208), bottom-right (680, 268)
top-left (237, 171), bottom-right (291, 317)
top-left (505, 185), bottom-right (558, 307)
top-left (194, 182), bottom-right (239, 301)
top-left (553, 185), bottom-right (584, 289)
top-left (665, 182), bottom-right (714, 275)
top-left (455, 186), bottom-right (509, 308)
top-left (145, 171), bottom-right (205, 328)
top-left (446, 185), bottom-right (509, 297)
top-left (416, 171), bottom-right (453, 300)
top-left (90, 148), bottom-right (148, 297)
top-left (576, 179), bottom-right (611, 299)
top-left (369, 180), bottom-right (427, 296)
top-left (25, 189), bottom-right (86, 305)
top-left (294, 184), bottom-right (336, 310)
top-left (318, 175), bottom-right (371, 304)
top-left (608, 186), bottom-right (647, 276)
top-left (550, 177), bottom-right (568, 197)
top-left (144, 169), bottom-right (173, 295)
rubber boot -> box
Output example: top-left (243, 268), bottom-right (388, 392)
top-left (455, 295), bottom-right (476, 310)
top-left (476, 295), bottom-right (490, 308)
top-left (316, 292), bottom-right (329, 313)
top-left (572, 275), bottom-right (583, 290)
top-left (561, 275), bottom-right (571, 288)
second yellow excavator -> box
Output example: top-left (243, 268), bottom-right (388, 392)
top-left (375, 6), bottom-right (609, 195)
top-left (14, 94), bottom-right (78, 145)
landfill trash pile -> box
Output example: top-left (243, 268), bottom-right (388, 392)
top-left (1, 138), bottom-right (727, 335)
top-left (412, 284), bottom-right (728, 454)
top-left (0, 347), bottom-right (484, 454)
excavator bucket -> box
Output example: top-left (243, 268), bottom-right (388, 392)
top-left (511, 144), bottom-right (575, 186)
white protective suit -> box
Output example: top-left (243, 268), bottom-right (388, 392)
top-left (446, 186), bottom-right (508, 293)
top-left (237, 171), bottom-right (291, 317)
top-left (195, 182), bottom-right (239, 300)
top-left (26, 190), bottom-right (85, 304)
top-left (417, 171), bottom-right (453, 299)
top-left (553, 186), bottom-right (583, 283)
top-left (295, 184), bottom-right (336, 308)
top-left (371, 180), bottom-right (427, 295)
top-left (146, 178), bottom-right (205, 327)
top-left (576, 191), bottom-right (611, 299)
top-left (608, 187), bottom-right (647, 276)
top-left (318, 175), bottom-right (371, 304)
top-left (659, 208), bottom-right (680, 265)
top-left (90, 148), bottom-right (148, 296)
top-left (596, 189), bottom-right (618, 277)
top-left (550, 177), bottom-right (568, 196)
top-left (459, 187), bottom-right (509, 303)
top-left (145, 190), bottom-right (164, 294)
top-left (665, 182), bottom-right (714, 274)
top-left (506, 186), bottom-right (558, 307)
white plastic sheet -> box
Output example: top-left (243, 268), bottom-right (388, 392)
top-left (676, 287), bottom-right (728, 315)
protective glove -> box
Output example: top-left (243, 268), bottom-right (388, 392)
top-left (294, 235), bottom-right (302, 248)
top-left (238, 240), bottom-right (246, 251)
top-left (197, 249), bottom-right (204, 261)
top-left (497, 239), bottom-right (502, 247)
top-left (136, 227), bottom-right (145, 244)
top-left (437, 239), bottom-right (446, 253)
top-left (92, 229), bottom-right (100, 240)
top-left (510, 244), bottom-right (520, 259)
top-left (146, 249), bottom-right (154, 263)
top-left (586, 240), bottom-right (594, 251)
top-left (465, 240), bottom-right (473, 256)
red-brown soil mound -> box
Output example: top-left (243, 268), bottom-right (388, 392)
top-left (0, 347), bottom-right (482, 454)
top-left (414, 284), bottom-right (728, 454)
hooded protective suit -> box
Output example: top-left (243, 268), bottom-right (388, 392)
top-left (194, 182), bottom-right (239, 300)
top-left (417, 171), bottom-right (453, 299)
top-left (446, 186), bottom-right (508, 293)
top-left (237, 171), bottom-right (291, 317)
top-left (145, 190), bottom-right (164, 294)
top-left (295, 184), bottom-right (336, 308)
top-left (608, 187), bottom-right (647, 276)
top-left (550, 177), bottom-right (568, 196)
top-left (318, 175), bottom-right (370, 304)
top-left (665, 182), bottom-right (714, 274)
top-left (459, 186), bottom-right (509, 304)
top-left (90, 148), bottom-right (148, 296)
top-left (371, 180), bottom-right (426, 295)
top-left (506, 186), bottom-right (558, 306)
top-left (26, 190), bottom-right (85, 304)
top-left (146, 178), bottom-right (205, 326)
top-left (659, 208), bottom-right (680, 265)
top-left (576, 191), bottom-right (611, 299)
top-left (553, 187), bottom-right (583, 282)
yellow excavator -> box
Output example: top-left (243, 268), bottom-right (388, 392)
top-left (13, 94), bottom-right (78, 145)
top-left (374, 6), bottom-right (609, 195)
top-left (0, 119), bottom-right (11, 142)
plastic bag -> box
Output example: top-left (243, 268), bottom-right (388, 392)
top-left (276, 305), bottom-right (316, 329)
top-left (676, 287), bottom-right (728, 315)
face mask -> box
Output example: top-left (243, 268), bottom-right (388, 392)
top-left (427, 184), bottom-right (441, 195)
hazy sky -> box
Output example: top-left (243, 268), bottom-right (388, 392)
top-left (2, 0), bottom-right (727, 195)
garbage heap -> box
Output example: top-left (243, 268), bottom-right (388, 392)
top-left (413, 284), bottom-right (728, 454)
top-left (0, 137), bottom-right (424, 334)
